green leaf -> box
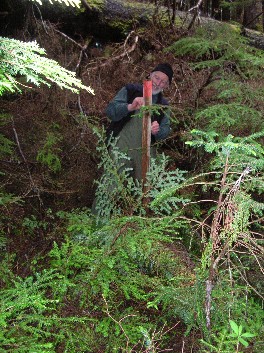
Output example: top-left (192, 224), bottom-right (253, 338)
top-left (229, 320), bottom-right (239, 334)
top-left (238, 337), bottom-right (249, 347)
top-left (241, 332), bottom-right (255, 338)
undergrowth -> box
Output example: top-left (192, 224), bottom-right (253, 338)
top-left (1, 125), bottom-right (263, 351)
top-left (0, 15), bottom-right (263, 353)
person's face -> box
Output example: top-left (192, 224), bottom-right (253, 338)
top-left (150, 71), bottom-right (169, 94)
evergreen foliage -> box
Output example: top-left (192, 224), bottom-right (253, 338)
top-left (0, 37), bottom-right (93, 95)
top-left (186, 130), bottom-right (264, 172)
top-left (93, 128), bottom-right (189, 223)
top-left (0, 268), bottom-right (93, 352)
top-left (166, 22), bottom-right (264, 147)
top-left (0, 209), bottom-right (195, 352)
top-left (0, 114), bottom-right (15, 158)
top-left (36, 130), bottom-right (62, 173)
top-left (167, 23), bottom-right (264, 74)
top-left (30, 0), bottom-right (81, 8)
top-left (1, 192), bottom-right (263, 352)
top-left (0, 5), bottom-right (264, 353)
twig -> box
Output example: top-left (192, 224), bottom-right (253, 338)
top-left (44, 23), bottom-right (90, 113)
top-left (110, 223), bottom-right (132, 248)
top-left (12, 120), bottom-right (43, 206)
top-left (181, 339), bottom-right (185, 353)
top-left (32, 4), bottom-right (49, 34)
top-left (248, 216), bottom-right (264, 225)
top-left (87, 31), bottom-right (139, 69)
top-left (187, 0), bottom-right (203, 30)
top-left (123, 30), bottom-right (137, 61)
top-left (230, 257), bottom-right (264, 300)
top-left (102, 294), bottom-right (136, 351)
top-left (188, 0), bottom-right (204, 13)
top-left (52, 26), bottom-right (83, 50)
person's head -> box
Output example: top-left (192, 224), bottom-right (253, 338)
top-left (150, 63), bottom-right (173, 94)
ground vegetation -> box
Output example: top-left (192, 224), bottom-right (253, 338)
top-left (0, 0), bottom-right (263, 352)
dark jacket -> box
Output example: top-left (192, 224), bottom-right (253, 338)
top-left (106, 83), bottom-right (169, 143)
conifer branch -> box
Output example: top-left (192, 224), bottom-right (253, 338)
top-left (0, 37), bottom-right (94, 95)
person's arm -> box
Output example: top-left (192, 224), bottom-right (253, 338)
top-left (106, 86), bottom-right (144, 122)
top-left (105, 87), bottom-right (130, 122)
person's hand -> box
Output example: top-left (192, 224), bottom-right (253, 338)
top-left (128, 97), bottom-right (144, 111)
top-left (151, 121), bottom-right (160, 135)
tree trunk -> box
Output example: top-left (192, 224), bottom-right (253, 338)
top-left (171, 0), bottom-right (177, 23)
top-left (202, 0), bottom-right (211, 16)
top-left (212, 0), bottom-right (221, 19)
top-left (243, 0), bottom-right (263, 30)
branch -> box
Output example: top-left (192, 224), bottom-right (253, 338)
top-left (53, 27), bottom-right (84, 50)
top-left (102, 295), bottom-right (136, 350)
top-left (187, 0), bottom-right (203, 31)
top-left (230, 257), bottom-right (264, 300)
top-left (87, 31), bottom-right (139, 69)
top-left (80, 0), bottom-right (94, 12)
top-left (243, 11), bottom-right (264, 29)
top-left (12, 120), bottom-right (43, 206)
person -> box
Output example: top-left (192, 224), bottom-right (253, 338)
top-left (105, 63), bottom-right (173, 181)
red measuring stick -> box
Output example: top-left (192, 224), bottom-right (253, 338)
top-left (142, 80), bottom-right (152, 192)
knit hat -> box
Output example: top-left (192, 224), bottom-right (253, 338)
top-left (152, 63), bottom-right (173, 84)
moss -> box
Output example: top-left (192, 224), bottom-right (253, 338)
top-left (123, 0), bottom-right (154, 11)
top-left (87, 0), bottom-right (105, 11)
top-left (108, 19), bottom-right (134, 36)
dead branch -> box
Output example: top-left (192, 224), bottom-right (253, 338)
top-left (187, 0), bottom-right (203, 30)
top-left (80, 0), bottom-right (96, 12)
top-left (51, 26), bottom-right (84, 50)
top-left (33, 4), bottom-right (49, 34)
top-left (87, 31), bottom-right (139, 69)
top-left (102, 294), bottom-right (136, 351)
top-left (230, 257), bottom-right (264, 301)
top-left (12, 120), bottom-right (43, 206)
top-left (205, 164), bottom-right (252, 330)
top-left (110, 223), bottom-right (132, 248)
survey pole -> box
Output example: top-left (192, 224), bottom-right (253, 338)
top-left (142, 80), bottom-right (152, 193)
